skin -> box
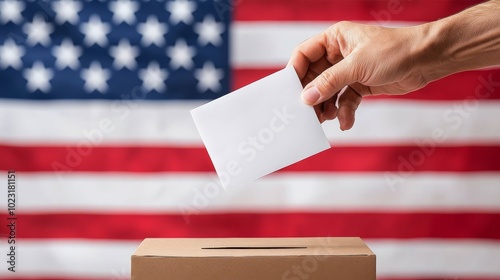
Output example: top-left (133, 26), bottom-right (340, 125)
top-left (288, 0), bottom-right (500, 130)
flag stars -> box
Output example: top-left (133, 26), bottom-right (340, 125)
top-left (81, 62), bottom-right (111, 93)
top-left (23, 61), bottom-right (54, 93)
top-left (0, 0), bottom-right (25, 24)
top-left (0, 38), bottom-right (25, 70)
top-left (109, 39), bottom-right (139, 70)
top-left (137, 16), bottom-right (167, 47)
top-left (167, 39), bottom-right (196, 70)
top-left (194, 15), bottom-right (225, 46)
top-left (109, 0), bottom-right (139, 25)
top-left (52, 0), bottom-right (82, 25)
top-left (1, 2), bottom-right (229, 96)
top-left (23, 15), bottom-right (54, 46)
top-left (194, 62), bottom-right (224, 92)
top-left (139, 62), bottom-right (168, 93)
top-left (166, 0), bottom-right (197, 25)
top-left (52, 39), bottom-right (82, 70)
top-left (80, 15), bottom-right (111, 47)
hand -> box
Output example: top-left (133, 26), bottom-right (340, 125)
top-left (288, 21), bottom-right (429, 130)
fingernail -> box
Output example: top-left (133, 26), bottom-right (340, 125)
top-left (302, 87), bottom-right (320, 104)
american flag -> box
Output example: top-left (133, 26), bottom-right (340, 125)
top-left (1, 0), bottom-right (500, 279)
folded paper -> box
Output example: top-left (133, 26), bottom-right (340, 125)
top-left (191, 66), bottom-right (330, 188)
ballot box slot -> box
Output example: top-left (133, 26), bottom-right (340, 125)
top-left (201, 246), bottom-right (307, 250)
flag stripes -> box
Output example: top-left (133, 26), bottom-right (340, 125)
top-left (1, 239), bottom-right (499, 279)
top-left (13, 173), bottom-right (500, 213)
top-left (1, 0), bottom-right (498, 279)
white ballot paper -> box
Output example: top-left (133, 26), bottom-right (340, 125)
top-left (191, 66), bottom-right (330, 188)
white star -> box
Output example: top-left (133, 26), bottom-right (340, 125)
top-left (81, 62), bottom-right (111, 93)
top-left (194, 15), bottom-right (224, 46)
top-left (0, 38), bottom-right (25, 70)
top-left (23, 61), bottom-right (54, 93)
top-left (52, 39), bottom-right (82, 70)
top-left (166, 39), bottom-right (195, 70)
top-left (194, 62), bottom-right (224, 92)
top-left (139, 62), bottom-right (168, 93)
top-left (52, 0), bottom-right (82, 24)
top-left (109, 39), bottom-right (139, 70)
top-left (23, 14), bottom-right (53, 46)
top-left (80, 15), bottom-right (110, 47)
top-left (137, 16), bottom-right (167, 47)
top-left (109, 0), bottom-right (138, 25)
top-left (0, 0), bottom-right (25, 24)
top-left (166, 0), bottom-right (196, 25)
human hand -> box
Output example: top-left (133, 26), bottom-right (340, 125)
top-left (288, 21), bottom-right (430, 130)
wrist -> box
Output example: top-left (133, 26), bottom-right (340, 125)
top-left (415, 0), bottom-right (500, 82)
top-left (411, 20), bottom-right (456, 83)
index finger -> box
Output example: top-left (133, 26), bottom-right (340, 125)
top-left (287, 29), bottom-right (341, 80)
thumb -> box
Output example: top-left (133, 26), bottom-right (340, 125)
top-left (301, 58), bottom-right (356, 105)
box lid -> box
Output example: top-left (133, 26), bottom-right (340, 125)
top-left (133, 237), bottom-right (374, 258)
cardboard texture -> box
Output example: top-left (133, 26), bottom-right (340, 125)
top-left (131, 237), bottom-right (376, 280)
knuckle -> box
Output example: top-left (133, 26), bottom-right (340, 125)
top-left (334, 21), bottom-right (351, 30)
top-left (317, 70), bottom-right (339, 94)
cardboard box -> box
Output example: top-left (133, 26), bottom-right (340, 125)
top-left (131, 237), bottom-right (375, 280)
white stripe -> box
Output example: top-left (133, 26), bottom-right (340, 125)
top-left (230, 21), bottom-right (500, 69)
top-left (231, 22), bottom-right (332, 67)
top-left (2, 100), bottom-right (500, 146)
top-left (366, 239), bottom-right (500, 278)
top-left (230, 21), bottom-right (421, 67)
top-left (8, 172), bottom-right (500, 213)
top-left (0, 99), bottom-right (203, 146)
top-left (0, 239), bottom-right (138, 278)
top-left (325, 100), bottom-right (500, 145)
top-left (1, 239), bottom-right (499, 278)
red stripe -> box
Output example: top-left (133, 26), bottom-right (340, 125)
top-left (5, 212), bottom-right (500, 240)
top-left (233, 68), bottom-right (500, 100)
top-left (2, 145), bottom-right (500, 172)
top-left (234, 0), bottom-right (482, 22)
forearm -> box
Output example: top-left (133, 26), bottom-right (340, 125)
top-left (419, 0), bottom-right (500, 82)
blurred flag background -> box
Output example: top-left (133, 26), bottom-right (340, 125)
top-left (1, 0), bottom-right (500, 279)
